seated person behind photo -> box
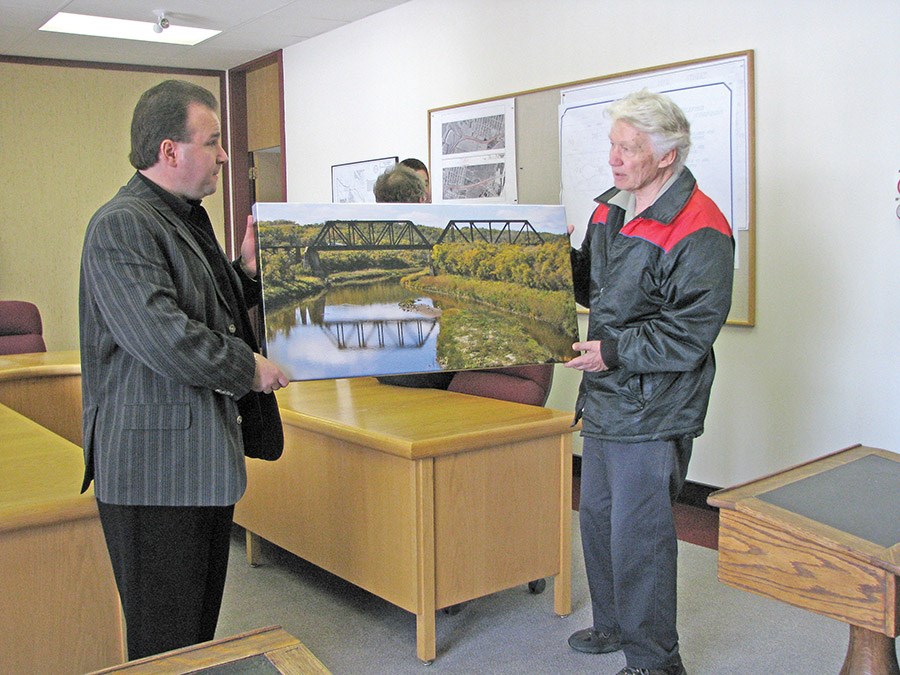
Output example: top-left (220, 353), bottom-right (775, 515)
top-left (399, 156), bottom-right (431, 202)
top-left (373, 161), bottom-right (553, 406)
top-left (374, 162), bottom-right (454, 389)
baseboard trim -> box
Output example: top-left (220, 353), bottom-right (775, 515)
top-left (572, 454), bottom-right (720, 511)
top-left (678, 481), bottom-right (720, 511)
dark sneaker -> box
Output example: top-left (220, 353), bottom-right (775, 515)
top-left (617, 656), bottom-right (686, 675)
top-left (567, 627), bottom-right (621, 654)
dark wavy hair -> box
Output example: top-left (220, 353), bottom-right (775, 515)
top-left (399, 157), bottom-right (428, 175)
top-left (129, 80), bottom-right (218, 170)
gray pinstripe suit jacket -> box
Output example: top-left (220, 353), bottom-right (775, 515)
top-left (79, 173), bottom-right (257, 506)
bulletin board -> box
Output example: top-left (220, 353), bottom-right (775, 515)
top-left (428, 51), bottom-right (756, 326)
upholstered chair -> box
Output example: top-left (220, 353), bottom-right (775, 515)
top-left (447, 364), bottom-right (554, 407)
top-left (0, 300), bottom-right (47, 354)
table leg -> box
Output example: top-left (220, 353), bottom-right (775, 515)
top-left (416, 611), bottom-right (436, 665)
top-left (415, 459), bottom-right (436, 664)
top-left (246, 529), bottom-right (261, 567)
top-left (555, 434), bottom-right (573, 617)
top-left (839, 625), bottom-right (899, 675)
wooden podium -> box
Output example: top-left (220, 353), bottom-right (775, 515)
top-left (709, 445), bottom-right (900, 675)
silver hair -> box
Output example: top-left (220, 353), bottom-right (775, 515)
top-left (606, 89), bottom-right (691, 173)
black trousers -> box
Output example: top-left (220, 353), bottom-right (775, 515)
top-left (96, 501), bottom-right (235, 661)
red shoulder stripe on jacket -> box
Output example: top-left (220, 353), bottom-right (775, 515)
top-left (590, 203), bottom-right (610, 225)
top-left (621, 188), bottom-right (731, 253)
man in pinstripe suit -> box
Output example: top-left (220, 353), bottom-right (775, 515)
top-left (79, 80), bottom-right (289, 660)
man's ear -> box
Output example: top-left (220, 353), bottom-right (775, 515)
top-left (160, 139), bottom-right (178, 166)
top-left (658, 148), bottom-right (677, 169)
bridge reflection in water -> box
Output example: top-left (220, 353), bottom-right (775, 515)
top-left (320, 317), bottom-right (438, 350)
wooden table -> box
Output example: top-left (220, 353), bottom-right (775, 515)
top-left (0, 351), bottom-right (124, 673)
top-left (88, 625), bottom-right (329, 674)
top-left (234, 377), bottom-right (575, 663)
top-left (709, 445), bottom-right (900, 675)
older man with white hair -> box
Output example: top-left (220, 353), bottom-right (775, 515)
top-left (565, 89), bottom-right (735, 675)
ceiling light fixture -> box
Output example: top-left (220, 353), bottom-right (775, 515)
top-left (153, 11), bottom-right (171, 34)
top-left (39, 11), bottom-right (220, 46)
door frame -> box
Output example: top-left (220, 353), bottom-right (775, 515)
top-left (226, 50), bottom-right (287, 257)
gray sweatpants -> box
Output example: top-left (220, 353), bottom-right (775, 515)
top-left (578, 436), bottom-right (692, 670)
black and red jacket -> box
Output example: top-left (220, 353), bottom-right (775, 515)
top-left (571, 168), bottom-right (734, 441)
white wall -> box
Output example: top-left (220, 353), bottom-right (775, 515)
top-left (280, 0), bottom-right (900, 487)
top-left (0, 64), bottom-right (224, 352)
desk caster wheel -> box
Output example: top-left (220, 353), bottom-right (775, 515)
top-left (528, 578), bottom-right (546, 594)
top-left (420, 659), bottom-right (434, 666)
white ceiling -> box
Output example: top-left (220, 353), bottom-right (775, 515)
top-left (0, 0), bottom-right (411, 70)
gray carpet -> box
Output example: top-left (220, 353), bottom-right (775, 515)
top-left (216, 515), bottom-right (895, 674)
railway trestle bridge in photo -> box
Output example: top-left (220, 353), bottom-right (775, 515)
top-left (260, 218), bottom-right (546, 259)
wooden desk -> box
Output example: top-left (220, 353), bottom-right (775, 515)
top-left (709, 445), bottom-right (900, 675)
top-left (89, 625), bottom-right (329, 674)
top-left (234, 377), bottom-right (575, 663)
top-left (0, 356), bottom-right (124, 674)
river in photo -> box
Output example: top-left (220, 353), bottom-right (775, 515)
top-left (263, 279), bottom-right (574, 381)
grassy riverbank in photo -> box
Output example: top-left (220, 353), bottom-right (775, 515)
top-left (435, 308), bottom-right (553, 369)
top-left (406, 273), bottom-right (577, 338)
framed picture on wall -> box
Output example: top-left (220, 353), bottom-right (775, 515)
top-left (429, 98), bottom-right (518, 204)
top-left (331, 156), bottom-right (398, 203)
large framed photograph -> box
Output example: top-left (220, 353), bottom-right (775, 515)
top-left (252, 201), bottom-right (578, 381)
top-left (331, 156), bottom-right (398, 203)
